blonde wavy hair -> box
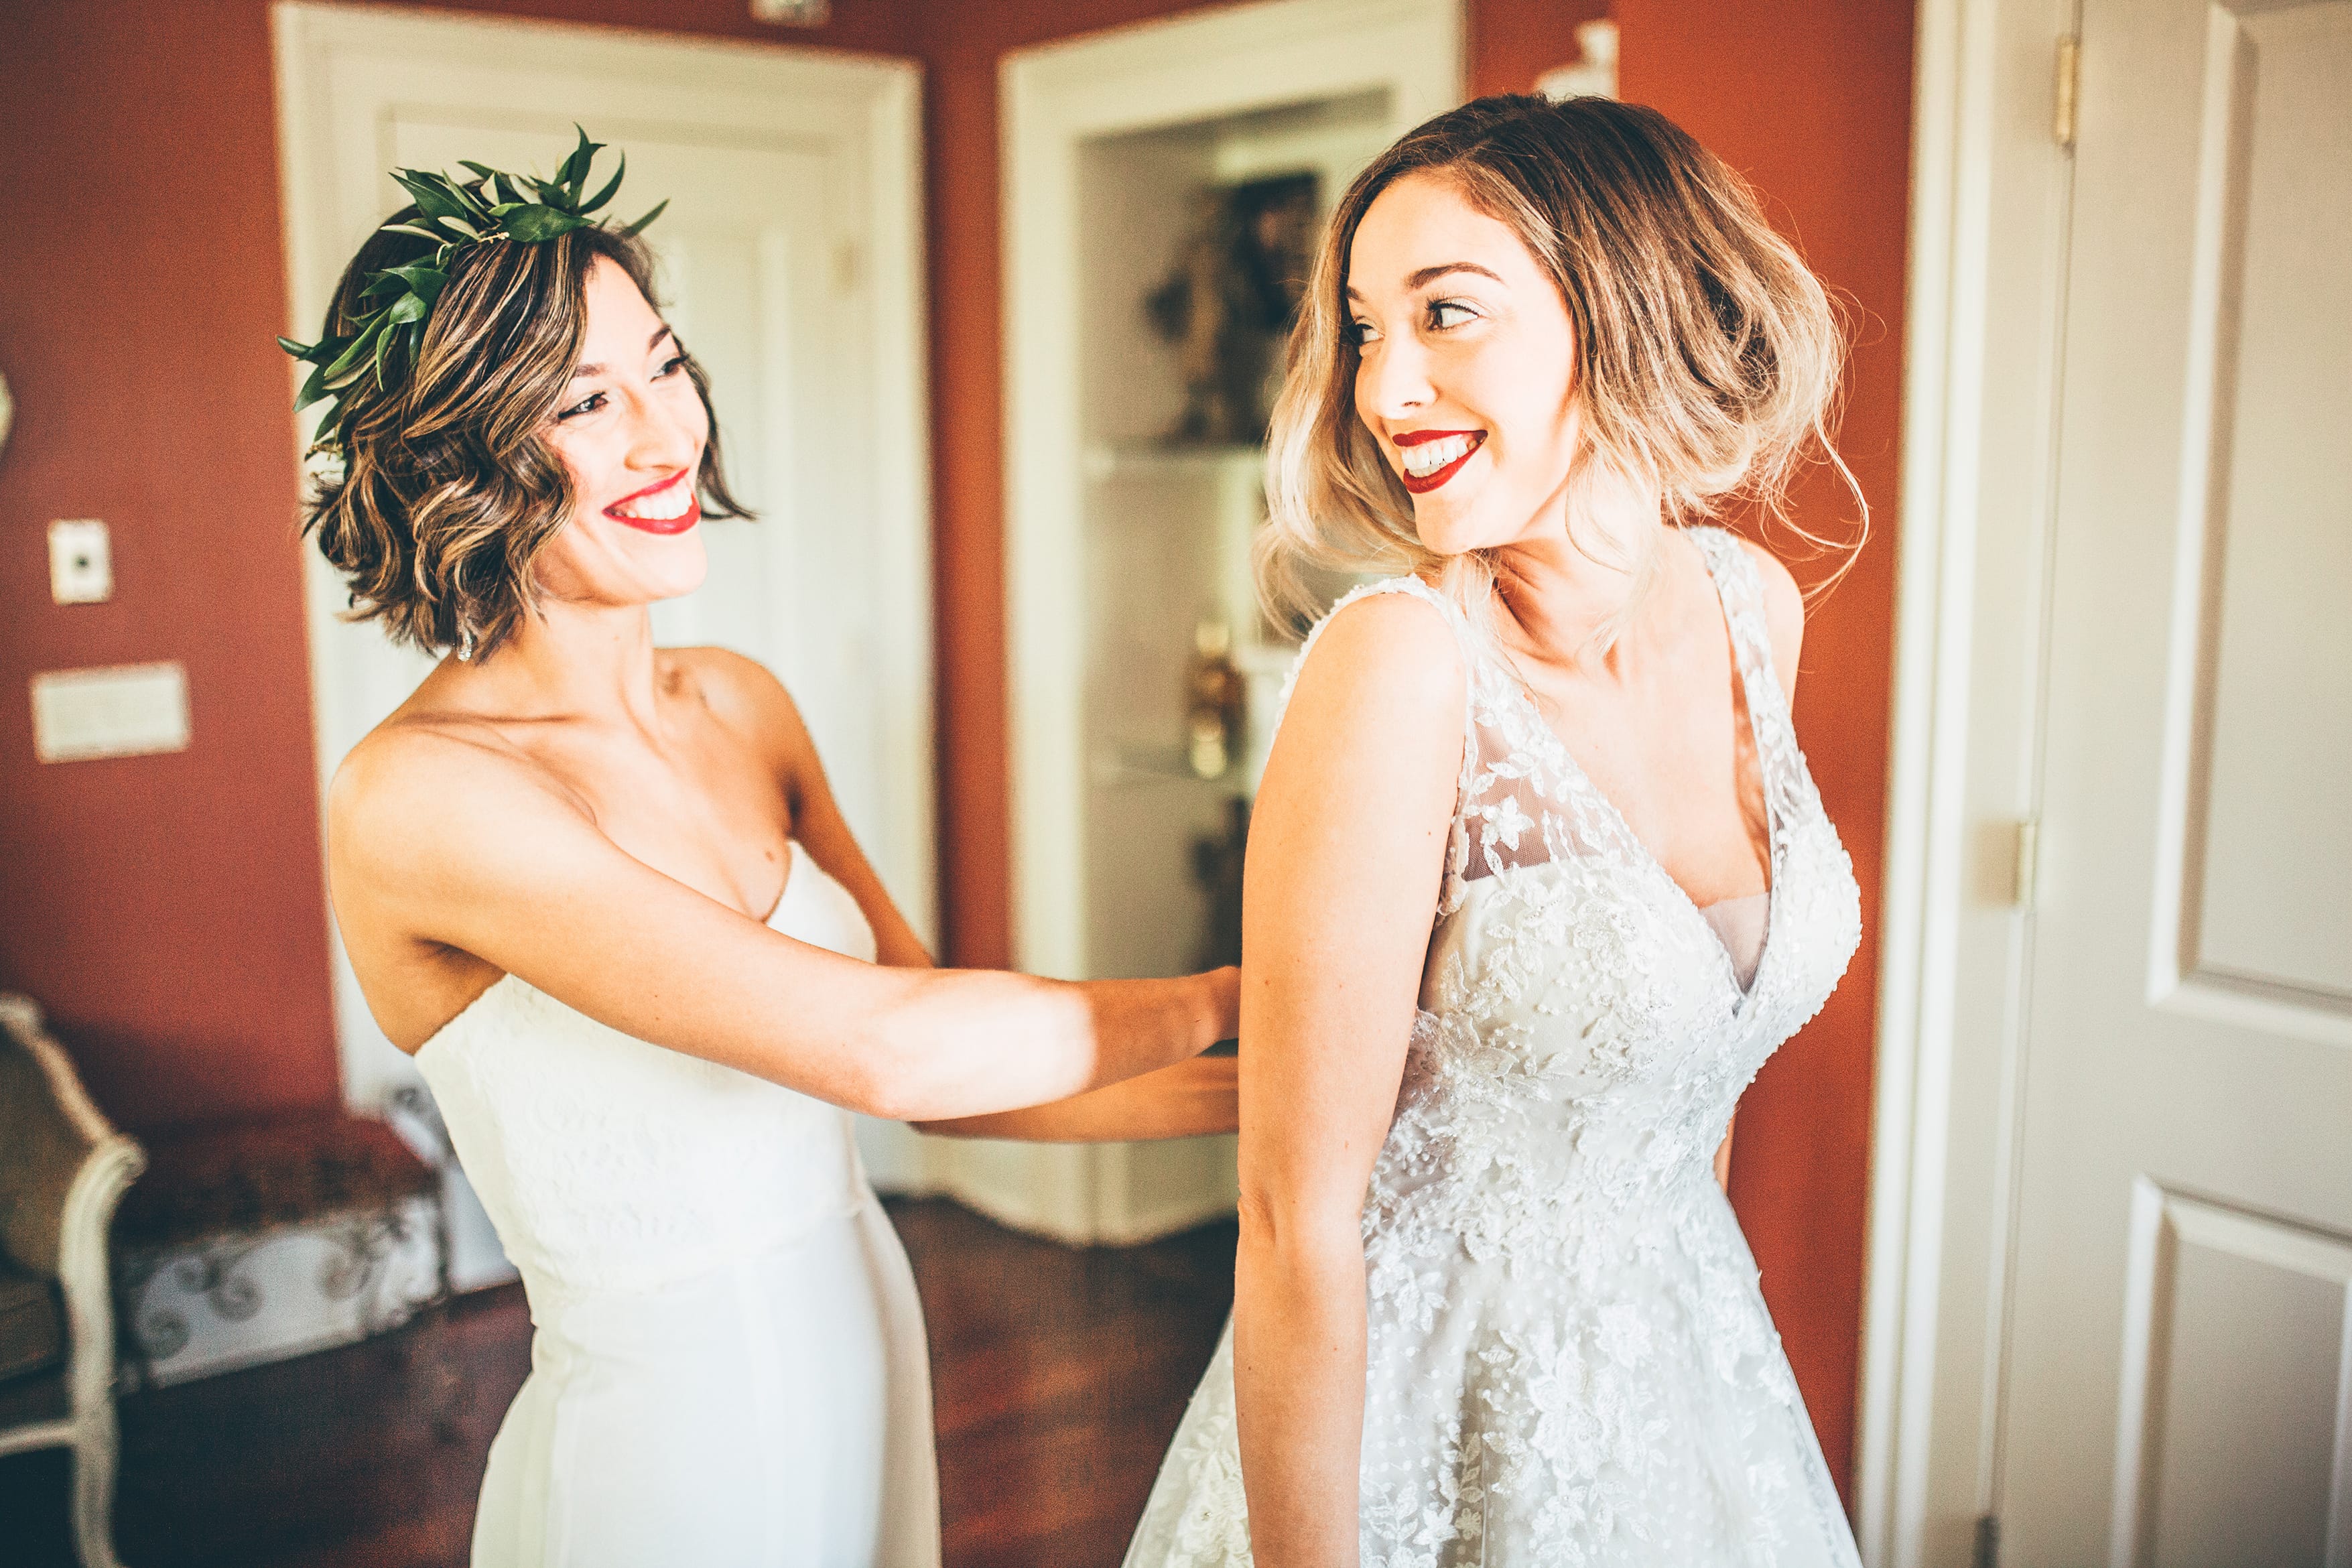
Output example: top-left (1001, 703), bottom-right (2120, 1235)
top-left (1259, 94), bottom-right (1864, 640)
top-left (303, 217), bottom-right (748, 660)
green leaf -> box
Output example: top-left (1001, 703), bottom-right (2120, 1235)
top-left (458, 159), bottom-right (500, 180)
top-left (554, 125), bottom-right (602, 202)
top-left (294, 361), bottom-right (331, 410)
top-left (578, 149), bottom-right (626, 216)
top-left (393, 170), bottom-right (471, 224)
top-left (373, 318), bottom-right (397, 386)
top-left (381, 221), bottom-right (449, 245)
top-left (277, 335), bottom-right (317, 360)
top-left (622, 198), bottom-right (669, 237)
top-left (364, 263), bottom-right (446, 304)
top-left (322, 319), bottom-right (383, 381)
top-left (495, 171), bottom-right (529, 208)
top-left (384, 291), bottom-right (429, 326)
top-left (501, 205), bottom-right (590, 243)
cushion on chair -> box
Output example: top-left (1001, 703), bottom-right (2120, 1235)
top-left (0, 1252), bottom-right (65, 1384)
top-left (115, 1111), bottom-right (439, 1250)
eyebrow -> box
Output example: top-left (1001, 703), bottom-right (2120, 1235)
top-left (572, 324), bottom-right (676, 381)
top-left (1346, 261), bottom-right (1508, 301)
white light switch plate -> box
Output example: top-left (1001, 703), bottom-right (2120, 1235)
top-left (31, 662), bottom-right (190, 763)
top-left (49, 519), bottom-right (113, 604)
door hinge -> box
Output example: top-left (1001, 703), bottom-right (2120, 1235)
top-left (2054, 34), bottom-right (2081, 148)
top-left (2012, 818), bottom-right (2040, 911)
top-left (1973, 1512), bottom-right (2002, 1568)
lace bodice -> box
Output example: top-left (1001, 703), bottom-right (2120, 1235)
top-left (1362, 526), bottom-right (1861, 1287)
top-left (1125, 527), bottom-right (1864, 1567)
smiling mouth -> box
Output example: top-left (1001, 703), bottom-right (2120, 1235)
top-left (605, 468), bottom-right (700, 535)
top-left (1394, 430), bottom-right (1485, 494)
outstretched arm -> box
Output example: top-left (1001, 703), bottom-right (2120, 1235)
top-left (1231, 594), bottom-right (1464, 1568)
top-left (915, 1051), bottom-right (1238, 1142)
top-left (331, 733), bottom-right (1234, 1122)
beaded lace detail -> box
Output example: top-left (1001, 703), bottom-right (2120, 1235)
top-left (1124, 527), bottom-right (1864, 1567)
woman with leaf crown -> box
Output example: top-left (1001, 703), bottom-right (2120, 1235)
top-left (292, 131), bottom-right (1238, 1567)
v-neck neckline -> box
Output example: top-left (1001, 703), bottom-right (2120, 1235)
top-left (1490, 529), bottom-right (1786, 1010)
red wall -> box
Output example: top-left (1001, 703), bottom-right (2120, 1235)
top-left (1620, 0), bottom-right (1916, 1500)
top-left (0, 0), bottom-right (1898, 1498)
top-left (0, 0), bottom-right (340, 1132)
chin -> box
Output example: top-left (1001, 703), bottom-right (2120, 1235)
top-left (639, 537), bottom-right (710, 602)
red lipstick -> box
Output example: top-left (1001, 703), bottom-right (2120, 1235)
top-left (1392, 429), bottom-right (1486, 495)
top-left (603, 468), bottom-right (700, 535)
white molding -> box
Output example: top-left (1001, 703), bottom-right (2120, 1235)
top-left (271, 5), bottom-right (935, 1123)
top-left (1859, 0), bottom-right (2079, 1562)
top-left (992, 0), bottom-right (1459, 1244)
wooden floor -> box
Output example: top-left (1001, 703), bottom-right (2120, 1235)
top-left (0, 1197), bottom-right (1236, 1568)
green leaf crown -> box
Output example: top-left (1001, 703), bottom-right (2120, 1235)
top-left (277, 127), bottom-right (667, 454)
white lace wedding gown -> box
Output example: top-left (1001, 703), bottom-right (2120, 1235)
top-left (1126, 527), bottom-right (1864, 1567)
top-left (415, 843), bottom-right (938, 1567)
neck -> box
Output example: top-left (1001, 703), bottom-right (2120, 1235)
top-left (1487, 466), bottom-right (1668, 671)
top-left (463, 594), bottom-right (666, 730)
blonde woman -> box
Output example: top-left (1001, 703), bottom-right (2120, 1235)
top-left (1126, 96), bottom-right (1865, 1566)
top-left (290, 141), bottom-right (1236, 1567)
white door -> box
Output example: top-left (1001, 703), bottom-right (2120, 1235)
top-left (274, 7), bottom-right (932, 1203)
top-left (1997, 1), bottom-right (2352, 1561)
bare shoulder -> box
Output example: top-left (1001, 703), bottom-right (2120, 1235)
top-left (1730, 534), bottom-right (1805, 702)
top-left (329, 718), bottom-right (584, 889)
top-left (1264, 584), bottom-right (1467, 815)
top-left (664, 646), bottom-right (813, 758)
top-left (1290, 585), bottom-right (1467, 722)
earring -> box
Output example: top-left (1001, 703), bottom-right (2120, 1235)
top-left (455, 624), bottom-right (476, 663)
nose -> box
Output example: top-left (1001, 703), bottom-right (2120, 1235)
top-left (622, 379), bottom-right (701, 473)
top-left (1357, 332), bottom-right (1434, 425)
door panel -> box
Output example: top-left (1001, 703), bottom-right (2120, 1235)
top-left (2001, 0), bottom-right (2352, 1563)
top-left (2186, 1), bottom-right (2352, 1004)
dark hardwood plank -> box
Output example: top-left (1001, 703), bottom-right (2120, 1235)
top-left (0, 1198), bottom-right (1235, 1568)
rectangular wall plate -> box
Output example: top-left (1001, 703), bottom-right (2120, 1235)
top-left (48, 519), bottom-right (113, 604)
top-left (31, 661), bottom-right (191, 763)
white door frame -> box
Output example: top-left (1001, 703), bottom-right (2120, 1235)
top-left (1002, 0), bottom-right (1464, 987)
top-left (272, 4), bottom-right (933, 1110)
top-left (983, 0), bottom-right (1461, 1244)
top-left (1858, 0), bottom-right (2080, 1561)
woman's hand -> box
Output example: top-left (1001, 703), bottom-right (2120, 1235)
top-left (1231, 592), bottom-right (1464, 1567)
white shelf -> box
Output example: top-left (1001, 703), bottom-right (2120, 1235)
top-left (1083, 440), bottom-right (1266, 479)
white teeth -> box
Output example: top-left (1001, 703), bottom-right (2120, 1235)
top-left (614, 480), bottom-right (694, 520)
top-left (1402, 434), bottom-right (1475, 477)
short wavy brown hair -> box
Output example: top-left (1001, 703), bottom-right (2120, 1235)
top-left (1261, 94), bottom-right (1863, 637)
top-left (303, 213), bottom-right (748, 658)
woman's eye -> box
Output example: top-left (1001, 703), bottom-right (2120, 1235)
top-left (1427, 300), bottom-right (1477, 331)
top-left (1346, 319), bottom-right (1382, 346)
top-left (556, 391), bottom-right (607, 421)
top-left (655, 354), bottom-right (689, 379)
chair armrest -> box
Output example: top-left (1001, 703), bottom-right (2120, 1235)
top-left (0, 996), bottom-right (145, 1412)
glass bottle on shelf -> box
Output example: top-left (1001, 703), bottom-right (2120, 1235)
top-left (1185, 618), bottom-right (1247, 781)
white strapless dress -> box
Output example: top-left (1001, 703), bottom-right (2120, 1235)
top-left (415, 843), bottom-right (939, 1567)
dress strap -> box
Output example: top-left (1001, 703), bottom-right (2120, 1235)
top-left (1687, 525), bottom-right (1806, 821)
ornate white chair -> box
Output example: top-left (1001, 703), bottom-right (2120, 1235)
top-left (0, 994), bottom-right (144, 1568)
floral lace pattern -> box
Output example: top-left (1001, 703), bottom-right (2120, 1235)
top-left (1125, 529), bottom-right (1864, 1567)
